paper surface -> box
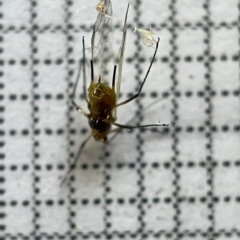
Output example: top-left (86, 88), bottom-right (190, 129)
top-left (1, 0), bottom-right (240, 239)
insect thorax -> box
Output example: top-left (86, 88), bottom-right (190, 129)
top-left (88, 82), bottom-right (116, 141)
top-left (88, 82), bottom-right (116, 119)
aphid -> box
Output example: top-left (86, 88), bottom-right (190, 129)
top-left (134, 26), bottom-right (157, 48)
top-left (61, 0), bottom-right (168, 184)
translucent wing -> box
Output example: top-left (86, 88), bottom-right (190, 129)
top-left (91, 0), bottom-right (113, 77)
top-left (133, 26), bottom-right (157, 48)
top-left (113, 4), bottom-right (130, 118)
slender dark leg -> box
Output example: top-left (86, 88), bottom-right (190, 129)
top-left (71, 100), bottom-right (88, 117)
top-left (107, 121), bottom-right (168, 144)
top-left (72, 59), bottom-right (82, 102)
top-left (62, 37), bottom-right (90, 186)
top-left (108, 95), bottom-right (170, 142)
top-left (112, 65), bottom-right (117, 90)
top-left (71, 37), bottom-right (89, 116)
top-left (82, 37), bottom-right (87, 101)
top-left (72, 37), bottom-right (87, 102)
top-left (115, 37), bottom-right (160, 108)
top-left (61, 133), bottom-right (92, 186)
top-left (112, 121), bottom-right (168, 129)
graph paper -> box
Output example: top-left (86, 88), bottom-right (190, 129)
top-left (0, 0), bottom-right (239, 239)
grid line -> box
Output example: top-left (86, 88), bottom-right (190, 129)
top-left (133, 0), bottom-right (147, 237)
top-left (2, 229), bottom-right (240, 239)
top-left (62, 0), bottom-right (75, 236)
top-left (0, 22), bottom-right (239, 34)
top-left (169, 0), bottom-right (181, 238)
top-left (203, 0), bottom-right (215, 239)
top-left (29, 0), bottom-right (38, 236)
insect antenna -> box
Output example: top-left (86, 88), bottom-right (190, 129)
top-left (90, 60), bottom-right (94, 83)
top-left (115, 37), bottom-right (160, 108)
top-left (112, 65), bottom-right (117, 90)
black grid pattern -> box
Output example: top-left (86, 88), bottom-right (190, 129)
top-left (0, 0), bottom-right (240, 239)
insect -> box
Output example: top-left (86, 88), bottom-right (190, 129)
top-left (61, 0), bottom-right (168, 184)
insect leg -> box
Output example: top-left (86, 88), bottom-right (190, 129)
top-left (106, 121), bottom-right (168, 144)
top-left (114, 37), bottom-right (160, 108)
top-left (61, 133), bottom-right (92, 186)
top-left (71, 100), bottom-right (88, 117)
top-left (72, 37), bottom-right (87, 101)
top-left (82, 36), bottom-right (88, 102)
top-left (107, 122), bottom-right (168, 144)
top-left (112, 121), bottom-right (168, 129)
top-left (71, 37), bottom-right (89, 117)
top-left (72, 58), bottom-right (82, 102)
